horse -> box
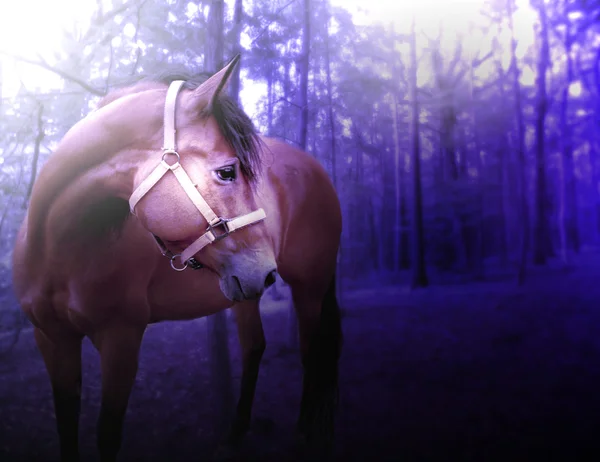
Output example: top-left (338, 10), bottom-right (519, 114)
top-left (11, 55), bottom-right (343, 462)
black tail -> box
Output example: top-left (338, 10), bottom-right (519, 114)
top-left (318, 275), bottom-right (343, 403)
top-left (298, 274), bottom-right (343, 450)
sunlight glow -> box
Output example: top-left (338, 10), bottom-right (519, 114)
top-left (331, 0), bottom-right (538, 88)
top-left (0, 0), bottom-right (96, 97)
top-left (0, 0), bottom-right (95, 58)
top-left (569, 81), bottom-right (582, 98)
top-left (1, 0), bottom-right (540, 109)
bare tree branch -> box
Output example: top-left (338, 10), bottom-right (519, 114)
top-left (472, 50), bottom-right (493, 69)
top-left (23, 102), bottom-right (45, 208)
top-left (129, 0), bottom-right (149, 76)
top-left (250, 0), bottom-right (298, 46)
top-left (0, 52), bottom-right (105, 96)
top-left (92, 0), bottom-right (143, 29)
top-left (106, 41), bottom-right (115, 94)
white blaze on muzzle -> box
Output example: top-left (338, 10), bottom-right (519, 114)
top-left (128, 80), bottom-right (266, 271)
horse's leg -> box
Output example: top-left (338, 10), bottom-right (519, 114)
top-left (94, 324), bottom-right (145, 462)
top-left (222, 301), bottom-right (266, 448)
top-left (291, 275), bottom-right (342, 457)
top-left (34, 327), bottom-right (83, 462)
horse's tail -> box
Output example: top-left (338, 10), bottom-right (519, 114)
top-left (320, 274), bottom-right (343, 402)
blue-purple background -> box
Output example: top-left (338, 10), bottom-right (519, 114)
top-left (2, 0), bottom-right (600, 460)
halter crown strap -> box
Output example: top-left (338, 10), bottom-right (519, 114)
top-left (163, 80), bottom-right (185, 152)
top-left (128, 80), bottom-right (266, 270)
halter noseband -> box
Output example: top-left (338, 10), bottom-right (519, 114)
top-left (128, 80), bottom-right (266, 272)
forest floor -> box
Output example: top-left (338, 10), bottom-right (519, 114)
top-left (2, 251), bottom-right (600, 461)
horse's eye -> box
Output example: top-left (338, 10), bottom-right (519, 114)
top-left (215, 165), bottom-right (237, 182)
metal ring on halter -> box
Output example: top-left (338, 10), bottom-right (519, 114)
top-left (170, 254), bottom-right (188, 271)
top-left (162, 150), bottom-right (180, 164)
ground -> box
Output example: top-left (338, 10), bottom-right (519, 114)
top-left (2, 252), bottom-right (600, 461)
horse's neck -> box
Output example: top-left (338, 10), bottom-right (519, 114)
top-left (26, 90), bottom-right (163, 255)
top-left (41, 158), bottom-right (137, 257)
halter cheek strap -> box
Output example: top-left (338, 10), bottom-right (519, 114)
top-left (128, 80), bottom-right (266, 271)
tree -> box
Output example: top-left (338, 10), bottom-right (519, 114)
top-left (229, 0), bottom-right (244, 104)
top-left (409, 14), bottom-right (428, 289)
top-left (5, 0), bottom-right (600, 309)
top-left (532, 0), bottom-right (552, 265)
top-left (506, 0), bottom-right (531, 284)
top-left (298, 0), bottom-right (311, 151)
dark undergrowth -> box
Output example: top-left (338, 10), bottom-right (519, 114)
top-left (1, 251), bottom-right (600, 460)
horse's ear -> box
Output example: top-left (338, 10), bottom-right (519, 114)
top-left (190, 54), bottom-right (240, 112)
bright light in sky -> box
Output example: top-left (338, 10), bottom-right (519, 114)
top-left (330, 0), bottom-right (538, 87)
top-left (0, 0), bottom-right (95, 57)
top-left (569, 81), bottom-right (582, 98)
top-left (0, 0), bottom-right (96, 97)
top-left (1, 0), bottom-right (538, 105)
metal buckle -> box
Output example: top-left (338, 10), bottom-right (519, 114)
top-left (207, 218), bottom-right (230, 241)
top-left (161, 150), bottom-right (180, 169)
top-left (170, 254), bottom-right (188, 272)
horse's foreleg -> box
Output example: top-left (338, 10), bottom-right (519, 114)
top-left (34, 327), bottom-right (83, 462)
top-left (223, 301), bottom-right (266, 448)
top-left (94, 324), bottom-right (145, 462)
top-left (291, 276), bottom-right (342, 457)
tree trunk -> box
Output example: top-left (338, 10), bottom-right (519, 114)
top-left (204, 0), bottom-right (235, 433)
top-left (507, 0), bottom-right (531, 285)
top-left (324, 5), bottom-right (337, 189)
top-left (467, 40), bottom-right (485, 280)
top-left (205, 1), bottom-right (225, 72)
top-left (532, 0), bottom-right (551, 266)
top-left (392, 95), bottom-right (402, 273)
top-left (297, 0), bottom-right (310, 151)
top-left (432, 43), bottom-right (466, 272)
top-left (432, 44), bottom-right (459, 184)
top-left (229, 0), bottom-right (243, 105)
top-left (560, 31), bottom-right (580, 256)
top-left (370, 196), bottom-right (380, 272)
top-left (492, 32), bottom-right (510, 267)
top-left (267, 61), bottom-right (274, 135)
top-left (594, 48), bottom-right (600, 240)
top-left (283, 59), bottom-right (291, 141)
top-left (409, 14), bottom-right (428, 289)
top-left (24, 103), bottom-right (45, 208)
top-left (391, 100), bottom-right (411, 270)
top-left (557, 135), bottom-right (567, 263)
top-left (400, 165), bottom-right (411, 269)
top-left (499, 135), bottom-right (511, 266)
top-left (289, 0), bottom-right (311, 348)
top-left (323, 2), bottom-right (343, 302)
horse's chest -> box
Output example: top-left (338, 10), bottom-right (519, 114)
top-left (146, 267), bottom-right (232, 322)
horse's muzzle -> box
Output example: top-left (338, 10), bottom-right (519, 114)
top-left (228, 268), bottom-right (278, 301)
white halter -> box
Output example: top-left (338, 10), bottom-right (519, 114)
top-left (128, 80), bottom-right (266, 271)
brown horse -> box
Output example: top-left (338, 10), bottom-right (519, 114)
top-left (11, 56), bottom-right (342, 462)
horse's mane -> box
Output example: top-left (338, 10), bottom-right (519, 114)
top-left (99, 70), bottom-right (263, 181)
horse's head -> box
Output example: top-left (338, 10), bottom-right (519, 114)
top-left (128, 57), bottom-right (277, 302)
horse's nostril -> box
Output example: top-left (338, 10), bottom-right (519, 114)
top-left (264, 270), bottom-right (277, 288)
top-left (232, 275), bottom-right (243, 293)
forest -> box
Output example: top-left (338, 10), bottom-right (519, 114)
top-left (1, 0), bottom-right (598, 291)
top-left (2, 1), bottom-right (600, 461)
